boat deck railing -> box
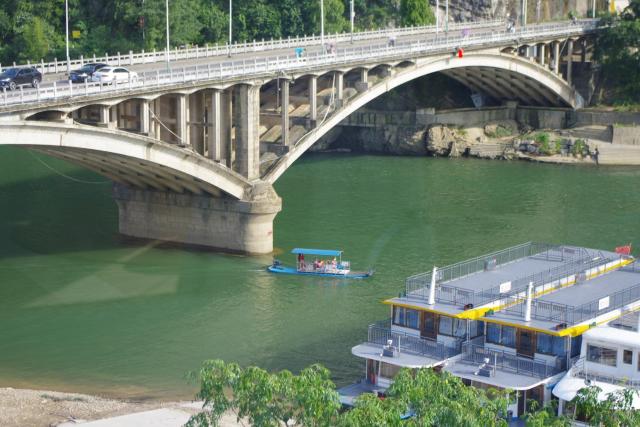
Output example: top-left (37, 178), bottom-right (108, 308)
top-left (405, 244), bottom-right (603, 309)
top-left (461, 342), bottom-right (564, 379)
top-left (502, 260), bottom-right (640, 326)
top-left (571, 358), bottom-right (640, 389)
top-left (367, 323), bottom-right (460, 361)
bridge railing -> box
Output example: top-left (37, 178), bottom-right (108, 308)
top-left (0, 20), bottom-right (504, 76)
top-left (0, 20), bottom-right (599, 109)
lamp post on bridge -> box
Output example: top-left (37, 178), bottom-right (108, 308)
top-left (228, 0), bottom-right (233, 57)
top-left (320, 0), bottom-right (325, 47)
top-left (435, 0), bottom-right (439, 35)
top-left (65, 0), bottom-right (70, 74)
top-left (165, 0), bottom-right (170, 69)
top-left (445, 0), bottom-right (448, 33)
top-left (592, 0), bottom-right (596, 18)
top-left (350, 0), bottom-right (355, 43)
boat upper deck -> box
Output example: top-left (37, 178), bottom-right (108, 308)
top-left (487, 263), bottom-right (640, 333)
top-left (389, 242), bottom-right (619, 317)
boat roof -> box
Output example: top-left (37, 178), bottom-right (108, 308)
top-left (583, 325), bottom-right (640, 348)
top-left (291, 248), bottom-right (342, 257)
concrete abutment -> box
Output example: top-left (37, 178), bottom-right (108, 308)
top-left (112, 183), bottom-right (282, 254)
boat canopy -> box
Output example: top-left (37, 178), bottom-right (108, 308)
top-left (291, 248), bottom-right (343, 257)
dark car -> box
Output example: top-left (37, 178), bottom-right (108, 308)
top-left (0, 67), bottom-right (42, 91)
top-left (69, 63), bottom-right (108, 83)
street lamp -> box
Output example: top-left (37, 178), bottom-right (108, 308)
top-left (445, 0), bottom-right (449, 32)
top-left (436, 0), bottom-right (439, 35)
top-left (592, 0), bottom-right (596, 18)
top-left (350, 0), bottom-right (355, 43)
top-left (320, 0), bottom-right (325, 47)
top-left (228, 0), bottom-right (232, 56)
top-left (65, 0), bottom-right (70, 74)
top-left (165, 0), bottom-right (170, 68)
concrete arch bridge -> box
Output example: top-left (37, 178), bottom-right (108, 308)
top-left (0, 20), bottom-right (599, 253)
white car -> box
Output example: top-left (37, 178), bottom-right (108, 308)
top-left (90, 67), bottom-right (138, 84)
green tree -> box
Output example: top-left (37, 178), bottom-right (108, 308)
top-left (20, 16), bottom-right (49, 61)
top-left (595, 0), bottom-right (640, 102)
top-left (187, 361), bottom-right (510, 427)
top-left (573, 386), bottom-right (640, 426)
top-left (400, 0), bottom-right (436, 27)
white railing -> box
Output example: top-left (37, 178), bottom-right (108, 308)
top-left (0, 20), bottom-right (599, 109)
top-left (0, 20), bottom-right (505, 76)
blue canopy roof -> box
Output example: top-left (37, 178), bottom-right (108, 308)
top-left (291, 248), bottom-right (342, 257)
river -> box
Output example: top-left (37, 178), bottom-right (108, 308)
top-left (0, 147), bottom-right (638, 400)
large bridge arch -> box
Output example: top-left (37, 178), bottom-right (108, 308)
top-left (265, 52), bottom-right (583, 183)
top-left (0, 121), bottom-right (251, 199)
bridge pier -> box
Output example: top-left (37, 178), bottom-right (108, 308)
top-left (280, 79), bottom-right (290, 146)
top-left (553, 41), bottom-right (560, 74)
top-left (113, 183), bottom-right (281, 254)
top-left (308, 75), bottom-right (318, 128)
top-left (235, 84), bottom-right (261, 180)
top-left (566, 39), bottom-right (574, 85)
top-left (335, 72), bottom-right (344, 108)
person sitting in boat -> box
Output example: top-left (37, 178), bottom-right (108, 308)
top-left (331, 257), bottom-right (337, 268)
top-left (318, 260), bottom-right (325, 270)
top-left (313, 259), bottom-right (319, 270)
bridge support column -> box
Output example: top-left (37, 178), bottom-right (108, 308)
top-left (566, 39), bottom-right (574, 85)
top-left (235, 84), bottom-right (261, 180)
top-left (356, 69), bottom-right (369, 92)
top-left (176, 94), bottom-right (189, 146)
top-left (308, 75), bottom-right (317, 128)
top-left (553, 41), bottom-right (560, 74)
top-left (140, 100), bottom-right (150, 134)
top-left (113, 183), bottom-right (282, 254)
top-left (538, 44), bottom-right (545, 66)
top-left (109, 106), bottom-right (118, 129)
top-left (189, 92), bottom-right (205, 155)
top-left (98, 105), bottom-right (110, 127)
top-left (280, 79), bottom-right (290, 146)
top-left (207, 89), bottom-right (222, 162)
top-left (335, 72), bottom-right (344, 108)
top-left (581, 39), bottom-right (587, 63)
top-left (220, 90), bottom-right (232, 167)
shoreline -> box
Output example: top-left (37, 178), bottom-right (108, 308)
top-left (0, 387), bottom-right (240, 427)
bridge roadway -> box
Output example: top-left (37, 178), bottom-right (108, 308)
top-left (0, 20), bottom-right (599, 254)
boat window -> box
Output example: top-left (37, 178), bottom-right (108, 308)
top-left (392, 306), bottom-right (419, 330)
top-left (379, 362), bottom-right (401, 379)
top-left (487, 323), bottom-right (500, 344)
top-left (438, 316), bottom-right (452, 335)
top-left (469, 320), bottom-right (484, 339)
top-left (501, 326), bottom-right (516, 348)
top-left (587, 344), bottom-right (617, 367)
top-left (624, 349), bottom-right (633, 365)
top-left (486, 324), bottom-right (515, 348)
top-left (537, 334), bottom-right (566, 357)
top-left (571, 335), bottom-right (582, 358)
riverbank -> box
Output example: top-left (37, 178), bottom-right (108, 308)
top-left (321, 105), bottom-right (640, 165)
top-left (0, 387), bottom-right (239, 427)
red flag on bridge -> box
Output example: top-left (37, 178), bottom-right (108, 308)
top-left (615, 243), bottom-right (632, 255)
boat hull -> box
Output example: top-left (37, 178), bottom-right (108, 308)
top-left (267, 265), bottom-right (371, 279)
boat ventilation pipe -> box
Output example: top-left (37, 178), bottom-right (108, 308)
top-left (524, 281), bottom-right (534, 322)
top-left (428, 266), bottom-right (437, 305)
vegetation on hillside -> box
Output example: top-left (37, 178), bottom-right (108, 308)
top-left (595, 0), bottom-right (640, 103)
top-left (0, 0), bottom-right (433, 65)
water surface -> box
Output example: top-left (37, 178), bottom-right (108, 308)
top-left (0, 147), bottom-right (638, 399)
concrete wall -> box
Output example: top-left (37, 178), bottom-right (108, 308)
top-left (612, 126), bottom-right (640, 145)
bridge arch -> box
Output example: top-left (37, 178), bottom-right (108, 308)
top-left (264, 52), bottom-right (583, 183)
top-left (0, 121), bottom-right (251, 199)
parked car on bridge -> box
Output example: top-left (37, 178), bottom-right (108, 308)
top-left (69, 63), bottom-right (108, 83)
top-left (91, 67), bottom-right (138, 84)
top-left (0, 67), bottom-right (42, 91)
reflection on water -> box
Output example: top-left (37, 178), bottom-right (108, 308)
top-left (0, 147), bottom-right (639, 399)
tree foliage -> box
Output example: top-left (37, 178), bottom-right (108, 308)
top-left (595, 0), bottom-right (640, 102)
top-left (0, 0), bottom-right (435, 64)
top-left (400, 0), bottom-right (436, 27)
top-left (187, 360), bottom-right (510, 427)
top-left (572, 386), bottom-right (640, 426)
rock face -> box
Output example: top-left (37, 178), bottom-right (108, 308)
top-left (426, 125), bottom-right (473, 157)
top-left (433, 0), bottom-right (594, 23)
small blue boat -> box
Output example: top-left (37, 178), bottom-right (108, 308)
top-left (268, 248), bottom-right (373, 279)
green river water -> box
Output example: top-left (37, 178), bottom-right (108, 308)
top-left (0, 146), bottom-right (638, 400)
